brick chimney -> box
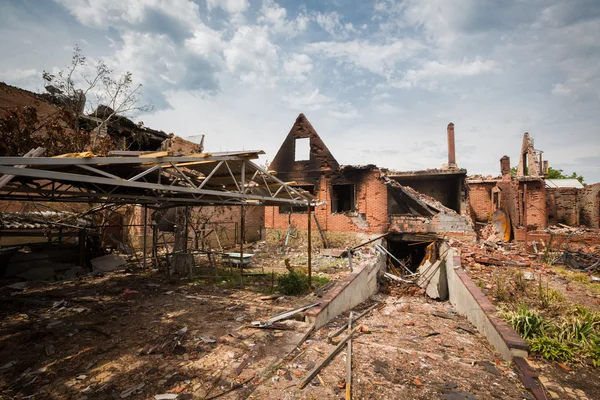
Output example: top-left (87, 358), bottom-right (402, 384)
top-left (447, 123), bottom-right (457, 168)
top-left (500, 155), bottom-right (511, 178)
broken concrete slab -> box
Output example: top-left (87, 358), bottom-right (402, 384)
top-left (91, 254), bottom-right (126, 272)
top-left (16, 266), bottom-right (55, 281)
top-left (417, 259), bottom-right (448, 300)
top-left (321, 248), bottom-right (348, 258)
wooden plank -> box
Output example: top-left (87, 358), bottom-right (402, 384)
top-left (299, 326), bottom-right (360, 389)
top-left (53, 151), bottom-right (95, 158)
top-left (328, 303), bottom-right (380, 340)
top-left (139, 151), bottom-right (172, 158)
top-left (346, 312), bottom-right (353, 400)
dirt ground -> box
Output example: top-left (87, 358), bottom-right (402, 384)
top-left (253, 295), bottom-right (527, 400)
top-left (462, 244), bottom-right (600, 400)
top-left (4, 237), bottom-right (596, 400)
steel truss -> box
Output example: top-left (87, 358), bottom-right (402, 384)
top-left (0, 151), bottom-right (315, 207)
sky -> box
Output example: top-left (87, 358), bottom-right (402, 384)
top-left (1, 0), bottom-right (599, 182)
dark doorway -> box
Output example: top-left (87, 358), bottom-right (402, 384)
top-left (386, 236), bottom-right (433, 273)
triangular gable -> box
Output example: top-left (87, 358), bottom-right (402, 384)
top-left (269, 113), bottom-right (339, 176)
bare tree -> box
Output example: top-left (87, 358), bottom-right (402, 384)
top-left (42, 45), bottom-right (153, 150)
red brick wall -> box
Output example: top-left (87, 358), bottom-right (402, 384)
top-left (546, 188), bottom-right (579, 226)
top-left (524, 180), bottom-right (547, 229)
top-left (579, 183), bottom-right (600, 229)
top-left (265, 169), bottom-right (389, 234)
top-left (467, 182), bottom-right (495, 222)
top-left (497, 179), bottom-right (547, 231)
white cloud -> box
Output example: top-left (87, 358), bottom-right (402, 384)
top-left (224, 26), bottom-right (279, 85)
top-left (184, 26), bottom-right (224, 63)
top-left (329, 105), bottom-right (360, 119)
top-left (206, 0), bottom-right (249, 16)
top-left (55, 0), bottom-right (202, 30)
top-left (258, 0), bottom-right (309, 37)
top-left (313, 11), bottom-right (356, 39)
top-left (282, 88), bottom-right (333, 111)
top-left (305, 39), bottom-right (424, 76)
top-left (283, 53), bottom-right (313, 82)
top-left (374, 103), bottom-right (406, 115)
top-left (0, 68), bottom-right (39, 90)
top-left (393, 58), bottom-right (501, 90)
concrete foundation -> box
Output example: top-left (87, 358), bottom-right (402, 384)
top-left (305, 254), bottom-right (381, 329)
top-left (417, 258), bottom-right (448, 300)
top-left (445, 248), bottom-right (528, 360)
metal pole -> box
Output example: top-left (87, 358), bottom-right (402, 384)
top-left (308, 204), bottom-right (312, 290)
top-left (152, 223), bottom-right (158, 269)
top-left (78, 228), bottom-right (86, 268)
top-left (143, 205), bottom-right (148, 271)
top-left (523, 183), bottom-right (528, 252)
top-left (240, 204), bottom-right (245, 286)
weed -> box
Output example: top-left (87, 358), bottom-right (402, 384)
top-left (572, 305), bottom-right (600, 324)
top-left (557, 318), bottom-right (597, 344)
top-left (277, 270), bottom-right (309, 295)
top-left (571, 273), bottom-right (590, 284)
top-left (513, 270), bottom-right (528, 293)
top-left (313, 274), bottom-right (329, 285)
top-left (585, 341), bottom-right (600, 367)
top-left (504, 305), bottom-right (547, 339)
top-left (493, 274), bottom-right (510, 302)
top-left (528, 336), bottom-right (573, 361)
top-left (538, 278), bottom-right (565, 310)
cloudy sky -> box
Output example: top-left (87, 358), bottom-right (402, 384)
top-left (1, 0), bottom-right (599, 182)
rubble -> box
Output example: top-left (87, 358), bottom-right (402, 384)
top-left (90, 254), bottom-right (127, 272)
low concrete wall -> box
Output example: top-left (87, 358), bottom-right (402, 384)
top-left (305, 256), bottom-right (380, 329)
top-left (446, 248), bottom-right (528, 361)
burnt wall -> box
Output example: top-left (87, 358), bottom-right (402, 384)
top-left (579, 183), bottom-right (600, 229)
top-left (467, 182), bottom-right (496, 222)
top-left (546, 188), bottom-right (579, 226)
top-left (265, 168), bottom-right (389, 234)
top-left (390, 175), bottom-right (463, 213)
top-left (269, 113), bottom-right (339, 183)
top-left (497, 179), bottom-right (547, 232)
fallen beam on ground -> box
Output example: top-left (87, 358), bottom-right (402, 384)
top-left (299, 326), bottom-right (360, 389)
top-left (252, 302), bottom-right (321, 327)
top-left (346, 312), bottom-right (352, 400)
top-left (384, 272), bottom-right (414, 284)
top-left (328, 302), bottom-right (380, 340)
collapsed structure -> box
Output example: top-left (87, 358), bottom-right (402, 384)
top-left (1, 79), bottom-right (599, 399)
top-left (265, 114), bottom-right (475, 248)
top-left (467, 132), bottom-right (600, 246)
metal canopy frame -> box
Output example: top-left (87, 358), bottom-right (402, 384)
top-left (0, 151), bottom-right (315, 207)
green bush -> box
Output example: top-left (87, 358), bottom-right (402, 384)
top-left (558, 318), bottom-right (597, 344)
top-left (528, 336), bottom-right (573, 361)
top-left (277, 270), bottom-right (309, 295)
top-left (585, 340), bottom-right (600, 367)
top-left (504, 305), bottom-right (547, 339)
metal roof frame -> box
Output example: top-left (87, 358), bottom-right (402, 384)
top-left (0, 151), bottom-right (315, 207)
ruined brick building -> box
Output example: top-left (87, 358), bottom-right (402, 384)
top-left (467, 132), bottom-right (600, 242)
top-left (264, 114), bottom-right (475, 244)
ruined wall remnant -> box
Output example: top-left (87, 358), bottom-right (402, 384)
top-left (546, 188), bottom-right (580, 227)
top-left (516, 133), bottom-right (544, 177)
top-left (269, 113), bottom-right (339, 186)
top-left (386, 170), bottom-right (466, 214)
top-left (579, 183), bottom-right (600, 229)
top-left (466, 180), bottom-right (497, 223)
top-left (447, 122), bottom-right (457, 168)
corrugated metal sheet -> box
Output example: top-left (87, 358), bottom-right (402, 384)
top-left (545, 179), bottom-right (584, 188)
top-left (0, 212), bottom-right (93, 229)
